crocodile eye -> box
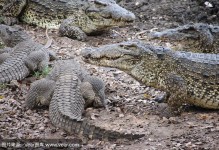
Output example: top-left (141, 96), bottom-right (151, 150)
top-left (119, 45), bottom-right (125, 48)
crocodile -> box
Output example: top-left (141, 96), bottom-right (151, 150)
top-left (0, 24), bottom-right (56, 83)
top-left (0, 0), bottom-right (135, 41)
top-left (25, 59), bottom-right (145, 141)
top-left (149, 23), bottom-right (219, 53)
top-left (81, 40), bottom-right (219, 112)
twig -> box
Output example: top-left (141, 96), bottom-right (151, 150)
top-left (43, 28), bottom-right (53, 49)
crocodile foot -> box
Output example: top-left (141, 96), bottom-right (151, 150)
top-left (151, 103), bottom-right (181, 118)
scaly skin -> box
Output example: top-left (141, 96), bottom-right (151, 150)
top-left (0, 24), bottom-right (56, 83)
top-left (81, 40), bottom-right (219, 111)
top-left (1, 0), bottom-right (135, 41)
top-left (25, 59), bottom-right (107, 109)
top-left (25, 59), bottom-right (144, 141)
top-left (149, 23), bottom-right (219, 53)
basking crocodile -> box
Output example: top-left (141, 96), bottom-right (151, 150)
top-left (149, 23), bottom-right (219, 53)
top-left (81, 40), bottom-right (219, 111)
top-left (0, 24), bottom-right (56, 83)
top-left (1, 0), bottom-right (135, 41)
top-left (25, 59), bottom-right (144, 141)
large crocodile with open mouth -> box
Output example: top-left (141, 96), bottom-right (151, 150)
top-left (0, 0), bottom-right (135, 41)
top-left (81, 40), bottom-right (219, 112)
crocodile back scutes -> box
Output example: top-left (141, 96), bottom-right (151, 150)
top-left (172, 51), bottom-right (219, 83)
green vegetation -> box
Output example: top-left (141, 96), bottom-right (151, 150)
top-left (0, 38), bottom-right (5, 49)
top-left (0, 84), bottom-right (7, 89)
top-left (33, 66), bottom-right (52, 79)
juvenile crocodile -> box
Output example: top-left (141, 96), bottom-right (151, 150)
top-left (25, 59), bottom-right (144, 141)
top-left (149, 23), bottom-right (219, 53)
top-left (81, 40), bottom-right (219, 111)
top-left (1, 0), bottom-right (135, 41)
top-left (0, 24), bottom-right (56, 83)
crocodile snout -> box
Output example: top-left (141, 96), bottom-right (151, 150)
top-left (81, 48), bottom-right (98, 59)
top-left (106, 4), bottom-right (136, 22)
top-left (115, 11), bottom-right (135, 22)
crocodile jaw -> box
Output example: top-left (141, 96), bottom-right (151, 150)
top-left (81, 41), bottom-right (146, 71)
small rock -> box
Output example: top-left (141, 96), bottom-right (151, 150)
top-left (39, 126), bottom-right (45, 131)
top-left (26, 110), bottom-right (32, 115)
top-left (162, 117), bottom-right (169, 123)
top-left (91, 113), bottom-right (99, 120)
top-left (43, 118), bottom-right (49, 124)
top-left (86, 144), bottom-right (96, 149)
top-left (185, 142), bottom-right (192, 147)
top-left (61, 132), bottom-right (67, 137)
top-left (119, 114), bottom-right (124, 118)
top-left (109, 144), bottom-right (117, 149)
top-left (148, 138), bottom-right (154, 142)
top-left (195, 142), bottom-right (203, 145)
top-left (175, 143), bottom-right (182, 147)
top-left (115, 107), bottom-right (122, 113)
top-left (169, 117), bottom-right (179, 124)
top-left (0, 99), bottom-right (5, 103)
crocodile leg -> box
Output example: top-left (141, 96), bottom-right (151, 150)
top-left (80, 81), bottom-right (96, 108)
top-left (0, 47), bottom-right (13, 54)
top-left (59, 18), bottom-right (87, 41)
top-left (80, 81), bottom-right (105, 108)
top-left (25, 78), bottom-right (56, 109)
top-left (0, 53), bottom-right (10, 64)
top-left (83, 76), bottom-right (107, 109)
top-left (48, 50), bottom-right (58, 61)
top-left (0, 47), bottom-right (13, 64)
top-left (165, 74), bottom-right (187, 113)
top-left (195, 24), bottom-right (214, 47)
top-left (1, 0), bottom-right (26, 25)
top-left (24, 50), bottom-right (49, 72)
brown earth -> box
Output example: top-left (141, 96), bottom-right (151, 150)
top-left (0, 0), bottom-right (219, 149)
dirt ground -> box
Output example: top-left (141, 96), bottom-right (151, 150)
top-left (1, 0), bottom-right (219, 149)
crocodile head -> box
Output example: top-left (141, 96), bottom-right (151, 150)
top-left (85, 0), bottom-right (135, 28)
top-left (0, 24), bottom-right (30, 47)
top-left (81, 40), bottom-right (167, 70)
top-left (148, 23), bottom-right (219, 53)
top-left (81, 40), bottom-right (171, 87)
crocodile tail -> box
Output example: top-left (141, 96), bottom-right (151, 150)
top-left (49, 99), bottom-right (144, 141)
top-left (0, 61), bottom-right (29, 83)
top-left (80, 120), bottom-right (145, 141)
top-left (49, 73), bottom-right (144, 141)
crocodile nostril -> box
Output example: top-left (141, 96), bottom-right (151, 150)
top-left (87, 54), bottom-right (92, 58)
top-left (84, 53), bottom-right (92, 59)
